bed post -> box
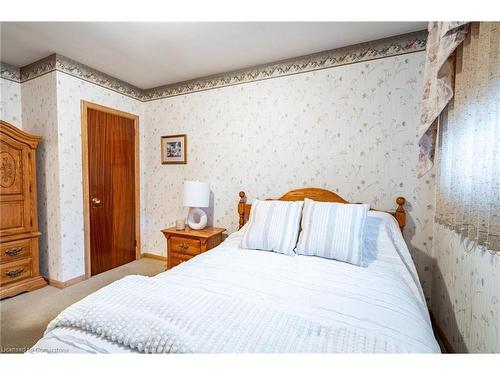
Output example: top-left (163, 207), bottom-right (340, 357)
top-left (395, 197), bottom-right (406, 232)
top-left (238, 191), bottom-right (247, 229)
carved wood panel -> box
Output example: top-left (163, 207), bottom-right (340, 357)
top-left (0, 137), bottom-right (28, 236)
top-left (0, 139), bottom-right (23, 196)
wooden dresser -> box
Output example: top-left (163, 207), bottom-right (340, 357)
top-left (0, 120), bottom-right (47, 299)
top-left (161, 226), bottom-right (226, 269)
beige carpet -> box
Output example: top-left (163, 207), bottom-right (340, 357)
top-left (0, 258), bottom-right (165, 353)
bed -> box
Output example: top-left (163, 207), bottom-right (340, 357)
top-left (29, 188), bottom-right (440, 353)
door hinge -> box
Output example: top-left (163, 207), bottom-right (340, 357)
top-left (29, 184), bottom-right (32, 193)
top-left (30, 217), bottom-right (33, 226)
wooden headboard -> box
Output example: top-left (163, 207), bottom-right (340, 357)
top-left (238, 187), bottom-right (406, 232)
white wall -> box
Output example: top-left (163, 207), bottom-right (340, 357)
top-left (142, 51), bottom-right (436, 302)
top-left (0, 77), bottom-right (23, 128)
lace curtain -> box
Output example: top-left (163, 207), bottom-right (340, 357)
top-left (418, 21), bottom-right (468, 177)
top-left (435, 23), bottom-right (500, 251)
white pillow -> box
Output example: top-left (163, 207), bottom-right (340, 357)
top-left (240, 199), bottom-right (304, 255)
top-left (295, 198), bottom-right (370, 266)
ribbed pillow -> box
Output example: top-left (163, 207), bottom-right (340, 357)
top-left (240, 199), bottom-right (304, 255)
top-left (295, 198), bottom-right (370, 266)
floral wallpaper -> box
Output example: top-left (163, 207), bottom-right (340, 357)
top-left (143, 51), bottom-right (436, 302)
top-left (432, 224), bottom-right (499, 352)
top-left (21, 72), bottom-right (61, 279)
top-left (0, 78), bottom-right (23, 128)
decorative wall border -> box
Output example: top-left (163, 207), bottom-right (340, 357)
top-left (19, 54), bottom-right (56, 83)
top-left (16, 54), bottom-right (144, 99)
top-left (1, 29), bottom-right (427, 102)
top-left (0, 62), bottom-right (21, 83)
top-left (54, 55), bottom-right (144, 99)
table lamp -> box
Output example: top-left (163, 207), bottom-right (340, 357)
top-left (183, 180), bottom-right (210, 230)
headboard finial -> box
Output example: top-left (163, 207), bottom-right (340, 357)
top-left (238, 192), bottom-right (247, 229)
top-left (395, 197), bottom-right (406, 231)
top-left (396, 196), bottom-right (406, 210)
top-left (239, 191), bottom-right (246, 202)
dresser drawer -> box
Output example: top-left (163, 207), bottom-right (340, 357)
top-left (168, 252), bottom-right (192, 268)
top-left (169, 236), bottom-right (201, 256)
top-left (0, 238), bottom-right (32, 263)
top-left (0, 258), bottom-right (32, 285)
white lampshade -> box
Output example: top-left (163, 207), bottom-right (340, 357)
top-left (183, 180), bottom-right (210, 208)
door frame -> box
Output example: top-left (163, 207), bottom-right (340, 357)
top-left (81, 100), bottom-right (141, 278)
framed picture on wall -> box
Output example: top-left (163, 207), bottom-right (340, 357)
top-left (161, 134), bottom-right (187, 164)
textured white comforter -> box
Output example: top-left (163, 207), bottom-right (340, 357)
top-left (30, 212), bottom-right (440, 353)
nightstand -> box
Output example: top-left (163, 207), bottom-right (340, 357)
top-left (161, 226), bottom-right (226, 269)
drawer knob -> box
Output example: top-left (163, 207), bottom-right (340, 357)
top-left (6, 268), bottom-right (24, 278)
top-left (5, 247), bottom-right (22, 256)
top-left (179, 243), bottom-right (189, 251)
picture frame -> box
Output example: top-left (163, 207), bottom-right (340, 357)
top-left (161, 134), bottom-right (187, 164)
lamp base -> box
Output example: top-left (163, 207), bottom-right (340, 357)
top-left (187, 207), bottom-right (208, 230)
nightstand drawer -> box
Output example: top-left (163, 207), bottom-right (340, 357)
top-left (162, 226), bottom-right (226, 270)
top-left (168, 252), bottom-right (192, 268)
top-left (169, 236), bottom-right (201, 256)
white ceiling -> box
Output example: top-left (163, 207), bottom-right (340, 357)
top-left (0, 22), bottom-right (427, 89)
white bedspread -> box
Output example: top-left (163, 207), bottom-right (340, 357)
top-left (30, 212), bottom-right (440, 353)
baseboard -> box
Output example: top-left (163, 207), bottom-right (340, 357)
top-left (141, 252), bottom-right (167, 261)
top-left (429, 310), bottom-right (455, 353)
top-left (48, 274), bottom-right (87, 289)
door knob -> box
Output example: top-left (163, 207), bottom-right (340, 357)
top-left (91, 197), bottom-right (101, 207)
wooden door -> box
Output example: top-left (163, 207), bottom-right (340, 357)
top-left (87, 107), bottom-right (137, 275)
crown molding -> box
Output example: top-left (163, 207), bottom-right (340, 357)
top-left (2, 29), bottom-right (427, 102)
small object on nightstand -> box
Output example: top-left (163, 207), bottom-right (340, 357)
top-left (184, 181), bottom-right (210, 230)
top-left (175, 219), bottom-right (186, 231)
top-left (161, 226), bottom-right (226, 269)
